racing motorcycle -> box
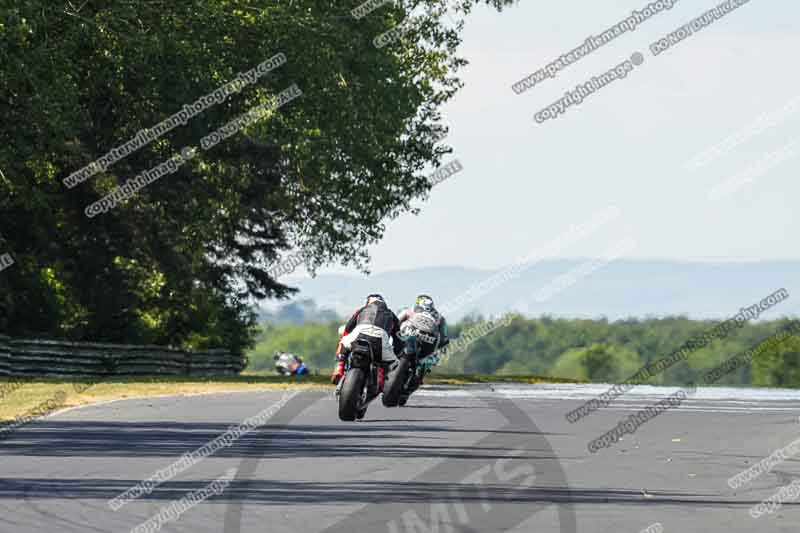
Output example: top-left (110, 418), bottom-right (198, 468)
top-left (335, 335), bottom-right (385, 421)
top-left (382, 314), bottom-right (442, 407)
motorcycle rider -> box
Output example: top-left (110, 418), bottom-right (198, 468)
top-left (396, 294), bottom-right (449, 386)
top-left (274, 351), bottom-right (308, 376)
top-left (331, 294), bottom-right (402, 388)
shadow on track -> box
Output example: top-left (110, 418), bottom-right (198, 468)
top-left (0, 478), bottom-right (769, 507)
top-left (0, 420), bottom-right (561, 460)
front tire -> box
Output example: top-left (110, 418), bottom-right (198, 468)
top-left (339, 368), bottom-right (366, 421)
top-left (382, 357), bottom-right (410, 407)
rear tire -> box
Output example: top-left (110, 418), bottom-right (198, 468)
top-left (339, 368), bottom-right (366, 421)
top-left (382, 357), bottom-right (410, 407)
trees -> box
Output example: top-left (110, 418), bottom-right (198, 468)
top-left (0, 0), bottom-right (517, 351)
top-left (550, 343), bottom-right (640, 383)
top-left (248, 322), bottom-right (339, 372)
top-left (752, 331), bottom-right (800, 387)
top-left (245, 315), bottom-right (800, 386)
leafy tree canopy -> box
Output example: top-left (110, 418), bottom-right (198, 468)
top-left (0, 0), bottom-right (516, 352)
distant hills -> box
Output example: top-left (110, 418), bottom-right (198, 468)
top-left (259, 260), bottom-right (800, 323)
top-left (257, 298), bottom-right (341, 324)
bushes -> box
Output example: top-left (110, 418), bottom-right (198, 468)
top-left (248, 322), bottom-right (340, 373)
top-left (247, 316), bottom-right (800, 386)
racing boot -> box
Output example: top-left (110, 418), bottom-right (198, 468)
top-left (331, 356), bottom-right (346, 385)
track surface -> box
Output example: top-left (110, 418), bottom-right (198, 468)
top-left (2, 384), bottom-right (800, 532)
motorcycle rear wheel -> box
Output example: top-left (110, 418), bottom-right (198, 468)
top-left (382, 357), bottom-right (410, 407)
top-left (339, 367), bottom-right (366, 421)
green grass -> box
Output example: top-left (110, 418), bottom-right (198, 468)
top-left (0, 375), bottom-right (329, 422)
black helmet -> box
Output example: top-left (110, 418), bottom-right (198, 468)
top-left (365, 293), bottom-right (385, 305)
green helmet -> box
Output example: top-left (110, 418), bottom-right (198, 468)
top-left (415, 294), bottom-right (435, 313)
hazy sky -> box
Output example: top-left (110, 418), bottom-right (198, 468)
top-left (307, 0), bottom-right (800, 277)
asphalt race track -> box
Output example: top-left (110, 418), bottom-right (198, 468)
top-left (1, 384), bottom-right (800, 533)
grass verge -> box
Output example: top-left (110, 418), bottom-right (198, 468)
top-left (0, 373), bottom-right (575, 422)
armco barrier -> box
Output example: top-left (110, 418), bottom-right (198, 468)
top-left (0, 335), bottom-right (243, 378)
